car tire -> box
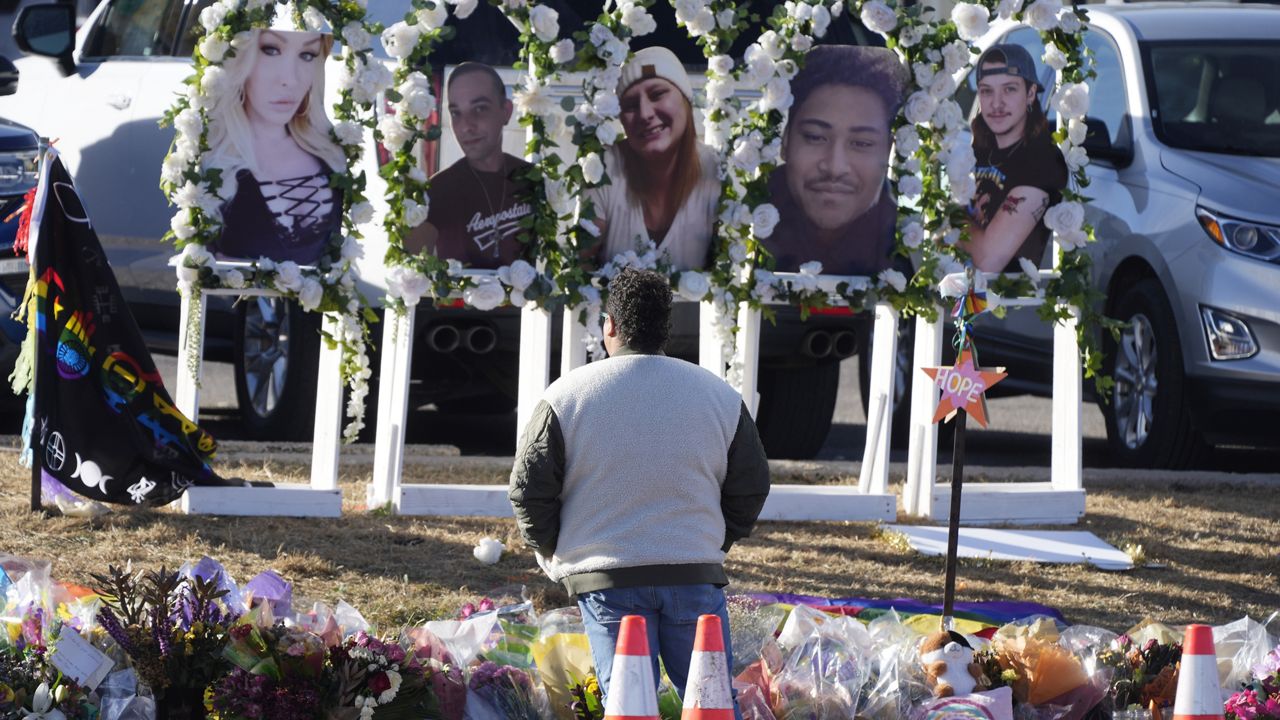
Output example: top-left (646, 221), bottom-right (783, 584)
top-left (857, 314), bottom-right (914, 447)
top-left (233, 296), bottom-right (321, 441)
top-left (1103, 279), bottom-right (1207, 468)
top-left (755, 361), bottom-right (840, 459)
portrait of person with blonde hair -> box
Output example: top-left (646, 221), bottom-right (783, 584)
top-left (204, 28), bottom-right (346, 265)
top-left (587, 46), bottom-right (720, 271)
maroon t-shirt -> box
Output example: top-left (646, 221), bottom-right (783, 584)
top-left (426, 153), bottom-right (534, 268)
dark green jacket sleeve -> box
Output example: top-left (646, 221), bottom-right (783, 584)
top-left (721, 402), bottom-right (770, 553)
top-left (509, 399), bottom-right (564, 555)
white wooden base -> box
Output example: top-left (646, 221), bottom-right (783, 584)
top-left (181, 483), bottom-right (343, 517)
top-left (926, 482), bottom-right (1085, 525)
top-left (384, 484), bottom-right (514, 517)
top-left (759, 485), bottom-right (895, 522)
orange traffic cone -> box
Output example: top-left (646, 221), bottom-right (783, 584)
top-left (604, 615), bottom-right (659, 720)
top-left (682, 614), bottom-right (735, 720)
top-left (1172, 624), bottom-right (1224, 720)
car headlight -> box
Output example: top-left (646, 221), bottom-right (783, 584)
top-left (0, 149), bottom-right (39, 196)
top-left (1196, 206), bottom-right (1280, 262)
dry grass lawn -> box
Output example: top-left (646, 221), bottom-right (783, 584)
top-left (2, 445), bottom-right (1277, 633)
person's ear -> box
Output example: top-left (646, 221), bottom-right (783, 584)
top-left (603, 314), bottom-right (617, 338)
top-left (502, 99), bottom-right (514, 125)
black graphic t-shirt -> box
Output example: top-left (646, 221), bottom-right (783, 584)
top-left (762, 168), bottom-right (898, 276)
top-left (427, 153), bottom-right (533, 268)
top-left (968, 133), bottom-right (1068, 271)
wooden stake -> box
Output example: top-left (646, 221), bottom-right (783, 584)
top-left (942, 408), bottom-right (968, 622)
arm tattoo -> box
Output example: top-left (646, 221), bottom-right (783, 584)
top-left (1000, 195), bottom-right (1026, 215)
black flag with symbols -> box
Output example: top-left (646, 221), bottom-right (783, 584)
top-left (25, 154), bottom-right (238, 506)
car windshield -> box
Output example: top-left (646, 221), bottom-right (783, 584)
top-left (1144, 40), bottom-right (1280, 157)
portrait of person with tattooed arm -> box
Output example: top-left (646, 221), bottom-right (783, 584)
top-left (961, 44), bottom-right (1068, 273)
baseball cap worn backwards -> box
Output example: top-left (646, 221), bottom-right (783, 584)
top-left (976, 44), bottom-right (1040, 88)
top-left (619, 46), bottom-right (695, 101)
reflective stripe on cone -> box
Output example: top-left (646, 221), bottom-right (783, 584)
top-left (604, 615), bottom-right (659, 720)
top-left (1172, 624), bottom-right (1224, 720)
top-left (682, 614), bottom-right (734, 720)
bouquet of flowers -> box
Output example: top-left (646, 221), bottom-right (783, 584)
top-left (1097, 634), bottom-right (1182, 712)
top-left (1225, 646), bottom-right (1280, 720)
top-left (328, 631), bottom-right (443, 720)
top-left (466, 660), bottom-right (542, 720)
top-left (566, 673), bottom-right (603, 720)
top-left (205, 621), bottom-right (328, 720)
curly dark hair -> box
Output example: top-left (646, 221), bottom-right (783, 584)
top-left (786, 45), bottom-right (910, 139)
top-left (604, 268), bottom-right (672, 354)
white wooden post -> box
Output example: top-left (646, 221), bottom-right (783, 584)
top-left (515, 303), bottom-right (553, 445)
top-left (735, 302), bottom-right (762, 417)
top-left (561, 305), bottom-right (590, 376)
top-left (369, 307), bottom-right (417, 509)
top-left (1051, 305), bottom-right (1083, 491)
top-left (175, 284), bottom-right (206, 421)
top-left (699, 299), bottom-right (727, 379)
top-left (903, 311), bottom-right (943, 516)
top-left (857, 301), bottom-right (897, 495)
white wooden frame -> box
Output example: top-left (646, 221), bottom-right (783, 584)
top-left (901, 270), bottom-right (1085, 525)
top-left (173, 275), bottom-right (344, 517)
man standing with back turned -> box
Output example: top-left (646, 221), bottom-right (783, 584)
top-left (509, 268), bottom-right (770, 716)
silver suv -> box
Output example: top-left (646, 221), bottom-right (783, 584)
top-left (963, 3), bottom-right (1280, 468)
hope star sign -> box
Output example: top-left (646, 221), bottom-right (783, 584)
top-left (921, 349), bottom-right (1007, 428)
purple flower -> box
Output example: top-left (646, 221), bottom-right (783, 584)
top-left (97, 608), bottom-right (134, 654)
top-left (152, 607), bottom-right (173, 658)
top-left (1253, 648), bottom-right (1280, 682)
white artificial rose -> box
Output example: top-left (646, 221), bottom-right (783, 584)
top-left (355, 61), bottom-right (394, 104)
top-left (580, 152), bottom-right (605, 185)
top-left (895, 126), bottom-right (921, 156)
top-left (334, 120), bottom-right (364, 146)
top-left (687, 7), bottom-right (715, 35)
top-left (595, 121), bottom-right (620, 146)
top-left (878, 268), bottom-right (908, 293)
top-left (508, 289), bottom-right (526, 307)
top-left (529, 5), bottom-right (560, 43)
top-left (170, 210), bottom-right (197, 240)
top-left (589, 23), bottom-right (613, 47)
top-left (381, 22), bottom-right (422, 60)
top-left (753, 269), bottom-right (778, 302)
top-left (550, 39), bottom-right (575, 64)
top-left (901, 221), bottom-right (925, 249)
top-left (860, 1), bottom-right (897, 35)
top-left (760, 77), bottom-right (793, 112)
top-left (792, 2), bottom-right (813, 23)
top-left (176, 263), bottom-right (200, 283)
top-left (1044, 200), bottom-right (1085, 235)
top-left (751, 203), bottom-right (781, 239)
top-left (341, 236), bottom-right (363, 261)
top-left (709, 54), bottom-right (733, 76)
top-left (580, 218), bottom-right (601, 237)
top-left (402, 198), bottom-right (428, 227)
top-left (473, 538), bottom-right (505, 565)
top-left (387, 266), bottom-right (429, 304)
top-left (506, 259), bottom-right (538, 291)
top-left (811, 4), bottom-right (831, 36)
top-left (172, 136), bottom-right (199, 166)
top-left (1058, 8), bottom-right (1082, 33)
top-left (514, 82), bottom-right (556, 118)
top-left (799, 260), bottom-right (823, 276)
top-left (333, 61), bottom-right (356, 92)
top-left (758, 30), bottom-right (785, 60)
top-left (174, 108), bottom-right (203, 141)
top-left (161, 154), bottom-right (186, 186)
top-left (996, 0), bottom-right (1024, 19)
top-left (298, 278), bottom-right (324, 311)
top-left (705, 117), bottom-right (732, 150)
top-left (904, 91), bottom-right (938, 125)
top-left (377, 115), bottom-right (415, 152)
top-left (1054, 82), bottom-right (1090, 120)
top-left (199, 2), bottom-right (228, 31)
top-left (604, 37), bottom-right (629, 63)
top-left (951, 176), bottom-right (977, 204)
top-left (928, 71), bottom-right (956, 101)
top-left (899, 25), bottom-right (925, 48)
top-left (951, 3), bottom-right (989, 41)
top-left (942, 40), bottom-right (972, 75)
top-left (717, 7), bottom-right (735, 28)
top-left (1018, 256), bottom-right (1041, 284)
top-left (792, 34), bottom-right (813, 53)
top-left (399, 72), bottom-right (437, 118)
top-left (901, 157), bottom-right (922, 174)
top-left (274, 261), bottom-right (304, 292)
top-left (301, 6), bottom-right (326, 31)
top-left (913, 62), bottom-right (937, 90)
top-left (731, 137), bottom-right (760, 172)
top-left (1067, 117), bottom-right (1088, 145)
top-left (1024, 0), bottom-right (1062, 31)
top-left (198, 34), bottom-right (229, 62)
top-left (1043, 44), bottom-right (1068, 71)
top-left (677, 271), bottom-right (711, 301)
top-left (1061, 142), bottom-right (1090, 171)
top-left (417, 2), bottom-right (448, 31)
top-left (408, 166), bottom-right (428, 184)
top-left (342, 23), bottom-right (372, 51)
top-left (898, 175), bottom-right (924, 198)
top-left (592, 91), bottom-right (621, 118)
top-left (464, 279), bottom-right (506, 310)
top-left (776, 58), bottom-right (799, 81)
top-left (200, 66), bottom-right (229, 95)
top-left (920, 0), bottom-right (955, 22)
top-left (350, 201), bottom-right (375, 225)
top-left (452, 0), bottom-right (478, 19)
top-left (705, 78), bottom-right (734, 103)
top-left (621, 3), bottom-right (657, 36)
top-left (728, 241), bottom-right (748, 264)
top-left (222, 269), bottom-right (246, 289)
top-left (933, 99), bottom-right (965, 130)
top-left (938, 271), bottom-right (969, 298)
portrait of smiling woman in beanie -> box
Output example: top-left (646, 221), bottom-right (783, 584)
top-left (586, 46), bottom-right (721, 271)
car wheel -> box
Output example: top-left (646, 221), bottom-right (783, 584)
top-left (755, 361), bottom-right (840, 459)
top-left (233, 296), bottom-right (320, 440)
top-left (858, 314), bottom-right (914, 447)
top-left (1103, 279), bottom-right (1207, 468)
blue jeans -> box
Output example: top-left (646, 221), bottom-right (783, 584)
top-left (577, 584), bottom-right (741, 720)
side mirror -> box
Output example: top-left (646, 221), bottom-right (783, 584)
top-left (14, 4), bottom-right (77, 76)
top-left (0, 57), bottom-right (17, 96)
top-left (1082, 115), bottom-right (1134, 167)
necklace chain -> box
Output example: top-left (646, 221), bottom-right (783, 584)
top-left (468, 159), bottom-right (507, 258)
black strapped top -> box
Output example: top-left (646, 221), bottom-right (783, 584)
top-left (212, 165), bottom-right (341, 265)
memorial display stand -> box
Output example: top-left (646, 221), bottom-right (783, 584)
top-left (174, 279), bottom-right (344, 517)
top-left (901, 271), bottom-right (1086, 526)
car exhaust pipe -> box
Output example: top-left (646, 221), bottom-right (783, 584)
top-left (426, 324), bottom-right (460, 353)
top-left (463, 325), bottom-right (497, 355)
top-left (800, 330), bottom-right (832, 359)
top-left (832, 330), bottom-right (858, 360)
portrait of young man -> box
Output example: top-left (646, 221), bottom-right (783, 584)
top-left (762, 45), bottom-right (909, 276)
top-left (960, 43), bottom-right (1069, 273)
top-left (405, 62), bottom-right (533, 267)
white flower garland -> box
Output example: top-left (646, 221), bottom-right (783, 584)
top-left (161, 0), bottom-right (380, 442)
top-left (381, 0), bottom-right (563, 314)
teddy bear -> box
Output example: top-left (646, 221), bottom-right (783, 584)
top-left (920, 629), bottom-right (988, 698)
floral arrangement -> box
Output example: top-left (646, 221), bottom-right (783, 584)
top-left (160, 0), bottom-right (381, 442)
top-left (379, 0), bottom-right (560, 314)
top-left (466, 660), bottom-right (542, 718)
top-left (0, 640), bottom-right (96, 720)
top-left (1098, 634), bottom-right (1184, 712)
top-left (328, 631), bottom-right (446, 719)
top-left (206, 621), bottom-right (329, 719)
top-left (1225, 646), bottom-right (1280, 720)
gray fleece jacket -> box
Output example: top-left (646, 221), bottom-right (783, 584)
top-left (508, 349), bottom-right (771, 596)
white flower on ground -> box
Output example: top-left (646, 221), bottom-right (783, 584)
top-left (298, 277), bottom-right (324, 311)
top-left (751, 203), bottom-right (781, 240)
top-left (1054, 82), bottom-right (1090, 120)
top-left (1024, 0), bottom-right (1062, 30)
top-left (904, 91), bottom-right (938, 125)
top-left (1043, 43), bottom-right (1068, 71)
top-left (580, 152), bottom-right (605, 185)
top-left (350, 201), bottom-right (375, 225)
top-left (464, 279), bottom-right (506, 310)
top-left (677, 271), bottom-right (710, 301)
top-left (417, 2), bottom-right (448, 31)
top-left (901, 220), bottom-right (925, 249)
top-left (378, 115), bottom-right (415, 153)
top-left (529, 5), bottom-right (559, 43)
top-left (381, 22), bottom-right (422, 60)
top-left (473, 537), bottom-right (505, 564)
top-left (860, 0), bottom-right (897, 35)
top-left (951, 3), bottom-right (989, 41)
top-left (878, 268), bottom-right (908, 293)
top-left (550, 39), bottom-right (575, 64)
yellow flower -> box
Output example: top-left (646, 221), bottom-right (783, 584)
top-left (0, 683), bottom-right (15, 703)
